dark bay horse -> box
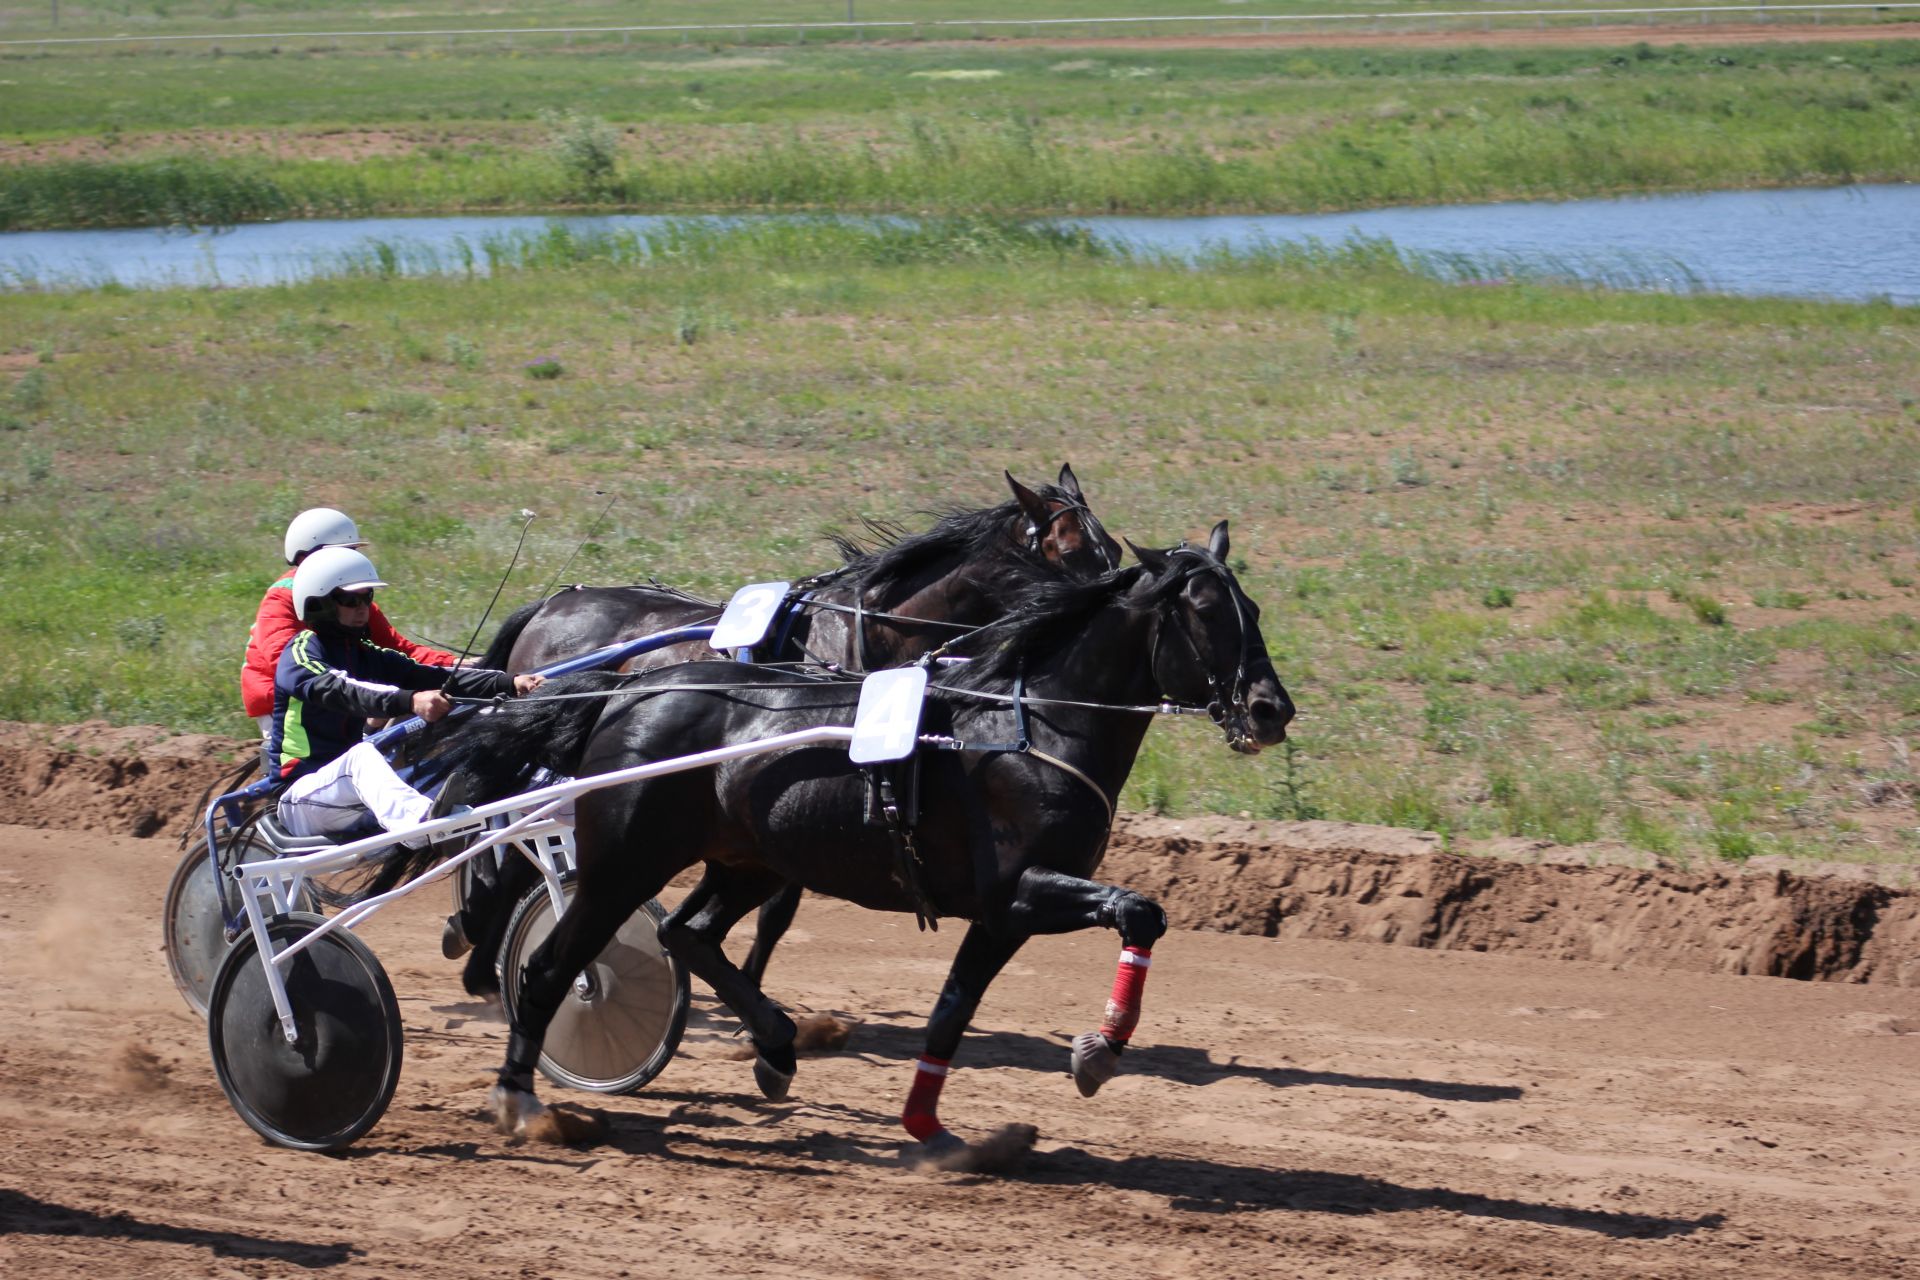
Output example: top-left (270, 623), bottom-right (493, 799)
top-left (414, 521), bottom-right (1291, 1166)
top-left (478, 464), bottom-right (1118, 676)
top-left (446, 465), bottom-right (1121, 993)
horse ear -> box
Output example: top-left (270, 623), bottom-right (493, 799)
top-left (1207, 519), bottom-right (1230, 561)
top-left (1056, 462), bottom-right (1084, 499)
top-left (1127, 539), bottom-right (1172, 574)
top-left (1005, 471), bottom-right (1049, 528)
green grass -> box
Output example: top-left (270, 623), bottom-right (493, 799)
top-left (3, 223), bottom-right (1919, 866)
top-left (3, 40), bottom-right (1917, 226)
top-left (6, 0), bottom-right (1906, 42)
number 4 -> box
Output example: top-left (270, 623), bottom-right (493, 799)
top-left (851, 667), bottom-right (928, 764)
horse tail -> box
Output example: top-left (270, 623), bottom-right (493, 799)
top-left (476, 597), bottom-right (549, 673)
top-left (425, 669), bottom-right (621, 799)
top-left (176, 753), bottom-right (263, 850)
top-left (362, 671), bottom-right (627, 893)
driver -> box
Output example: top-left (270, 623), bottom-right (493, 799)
top-left (267, 546), bottom-right (543, 845)
top-left (242, 507), bottom-right (460, 739)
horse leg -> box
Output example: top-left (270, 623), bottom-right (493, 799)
top-left (661, 865), bottom-right (797, 1101)
top-left (1002, 866), bottom-right (1169, 1099)
top-left (491, 872), bottom-right (653, 1137)
top-left (740, 880), bottom-right (802, 988)
top-left (493, 783), bottom-right (703, 1136)
top-left (457, 851), bottom-right (536, 999)
top-left (901, 921), bottom-right (1027, 1160)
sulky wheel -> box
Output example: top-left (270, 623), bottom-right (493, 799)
top-left (164, 836), bottom-right (318, 1017)
top-left (501, 880), bottom-right (689, 1095)
top-left (207, 911), bottom-right (402, 1151)
top-left (163, 840), bottom-right (234, 1017)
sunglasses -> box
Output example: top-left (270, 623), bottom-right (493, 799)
top-left (330, 589), bottom-right (375, 608)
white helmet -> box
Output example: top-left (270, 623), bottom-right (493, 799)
top-left (292, 546), bottom-right (389, 622)
top-left (283, 507), bottom-right (366, 565)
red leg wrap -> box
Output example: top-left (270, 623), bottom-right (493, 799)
top-left (1099, 946), bottom-right (1152, 1045)
top-left (901, 1055), bottom-right (951, 1142)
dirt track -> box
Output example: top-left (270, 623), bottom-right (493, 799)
top-left (3, 820), bottom-right (1918, 1279)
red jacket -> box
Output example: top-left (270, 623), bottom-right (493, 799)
top-left (241, 574), bottom-right (458, 717)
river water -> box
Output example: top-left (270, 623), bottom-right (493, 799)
top-left (2, 183), bottom-right (1915, 303)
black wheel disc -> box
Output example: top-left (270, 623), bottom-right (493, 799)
top-left (501, 883), bottom-right (689, 1095)
top-left (163, 842), bottom-right (231, 1017)
top-left (166, 837), bottom-right (319, 1019)
top-left (207, 912), bottom-right (402, 1151)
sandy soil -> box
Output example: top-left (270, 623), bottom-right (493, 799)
top-left (1, 822), bottom-right (1917, 1278)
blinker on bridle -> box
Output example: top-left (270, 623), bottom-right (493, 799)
top-left (1026, 496), bottom-right (1117, 572)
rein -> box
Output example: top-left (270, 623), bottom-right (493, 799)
top-left (923, 681), bottom-right (1215, 719)
top-left (795, 596), bottom-right (976, 632)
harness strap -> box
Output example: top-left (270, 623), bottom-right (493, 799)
top-left (795, 597), bottom-right (975, 632)
top-left (851, 588), bottom-right (869, 674)
top-left (919, 668), bottom-right (1114, 828)
top-left (1026, 746), bottom-right (1114, 828)
top-left (770, 590), bottom-right (814, 657)
top-left (871, 762), bottom-right (939, 932)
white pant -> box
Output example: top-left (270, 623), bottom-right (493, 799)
top-left (279, 740), bottom-right (432, 840)
top-left (256, 714), bottom-right (274, 741)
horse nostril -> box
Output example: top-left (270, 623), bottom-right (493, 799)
top-left (1248, 696), bottom-right (1292, 735)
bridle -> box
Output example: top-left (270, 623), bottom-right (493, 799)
top-left (1147, 547), bottom-right (1257, 735)
top-left (1026, 495), bottom-right (1117, 573)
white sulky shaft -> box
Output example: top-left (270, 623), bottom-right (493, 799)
top-left (233, 725), bottom-right (857, 1041)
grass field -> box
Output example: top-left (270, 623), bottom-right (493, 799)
top-left (7, 0), bottom-right (1907, 42)
top-left (3, 38), bottom-right (1917, 226)
top-left (3, 223), bottom-right (1917, 866)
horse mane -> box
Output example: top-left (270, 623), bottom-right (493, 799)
top-left (942, 561), bottom-right (1187, 686)
top-left (832, 489), bottom-right (1075, 606)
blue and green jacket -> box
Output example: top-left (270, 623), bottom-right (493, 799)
top-left (268, 627), bottom-right (512, 780)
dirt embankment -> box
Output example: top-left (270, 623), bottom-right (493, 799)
top-left (1101, 821), bottom-right (1920, 988)
top-left (3, 721), bottom-right (1914, 986)
top-left (0, 722), bottom-right (254, 841)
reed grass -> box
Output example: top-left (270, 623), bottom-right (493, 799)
top-left (4, 40), bottom-right (1916, 227)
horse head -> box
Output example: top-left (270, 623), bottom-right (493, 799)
top-left (1006, 463), bottom-right (1123, 578)
top-left (1130, 520), bottom-right (1292, 754)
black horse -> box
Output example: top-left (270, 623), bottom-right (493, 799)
top-left (414, 521), bottom-right (1291, 1166)
top-left (446, 465), bottom-right (1121, 994)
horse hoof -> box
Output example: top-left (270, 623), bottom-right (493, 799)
top-left (441, 914), bottom-right (472, 960)
top-left (490, 1082), bottom-right (544, 1137)
top-left (461, 950), bottom-right (502, 1000)
top-left (753, 1054), bottom-right (795, 1102)
top-left (905, 1129), bottom-right (968, 1169)
top-left (1069, 1030), bottom-right (1120, 1098)
top-left (910, 1124), bottom-right (1038, 1174)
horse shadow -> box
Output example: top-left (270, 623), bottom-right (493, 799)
top-left (842, 1013), bottom-right (1524, 1104)
top-left (567, 1113), bottom-right (1719, 1241)
top-left (0, 1188), bottom-right (357, 1268)
top-left (585, 1092), bottom-right (890, 1175)
top-left (1017, 1147), bottom-right (1724, 1239)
